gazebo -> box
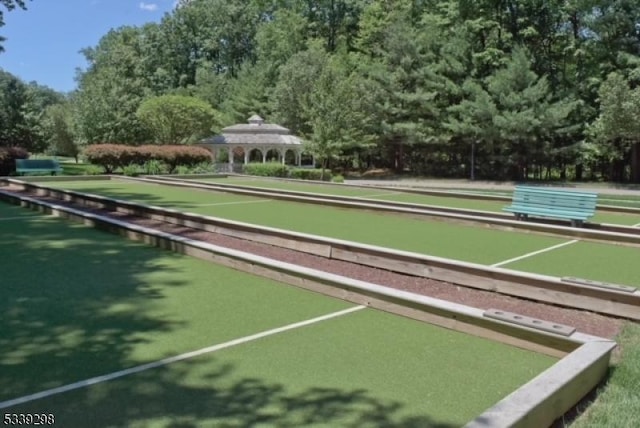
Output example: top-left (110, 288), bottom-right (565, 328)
top-left (198, 115), bottom-right (311, 172)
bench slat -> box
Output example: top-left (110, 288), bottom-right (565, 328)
top-left (503, 185), bottom-right (597, 226)
top-left (15, 159), bottom-right (63, 175)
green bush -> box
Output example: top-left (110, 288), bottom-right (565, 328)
top-left (331, 174), bottom-right (345, 183)
top-left (0, 147), bottom-right (28, 176)
top-left (142, 159), bottom-right (168, 175)
top-left (122, 163), bottom-right (142, 177)
top-left (83, 144), bottom-right (212, 174)
top-left (189, 162), bottom-right (214, 174)
top-left (155, 145), bottom-right (212, 173)
top-left (84, 165), bottom-right (104, 175)
top-left (175, 165), bottom-right (191, 175)
top-left (243, 162), bottom-right (289, 177)
top-left (289, 168), bottom-right (332, 181)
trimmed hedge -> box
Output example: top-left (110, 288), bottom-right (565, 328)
top-left (84, 144), bottom-right (212, 174)
top-left (243, 162), bottom-right (289, 177)
top-left (241, 164), bottom-right (332, 181)
top-left (0, 147), bottom-right (29, 176)
top-left (289, 167), bottom-right (332, 181)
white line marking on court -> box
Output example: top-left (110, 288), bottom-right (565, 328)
top-left (0, 305), bottom-right (366, 409)
top-left (633, 222), bottom-right (640, 227)
top-left (491, 240), bottom-right (579, 268)
top-left (188, 199), bottom-right (271, 207)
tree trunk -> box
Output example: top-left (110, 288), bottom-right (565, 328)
top-left (631, 142), bottom-right (640, 183)
top-left (575, 164), bottom-right (583, 181)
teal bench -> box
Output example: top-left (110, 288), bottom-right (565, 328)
top-left (15, 159), bottom-right (63, 176)
top-left (503, 186), bottom-right (597, 227)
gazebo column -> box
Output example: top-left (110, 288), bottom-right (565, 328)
top-left (262, 150), bottom-right (267, 163)
top-left (244, 150), bottom-right (249, 164)
top-left (296, 151), bottom-right (301, 166)
top-left (281, 149), bottom-right (286, 165)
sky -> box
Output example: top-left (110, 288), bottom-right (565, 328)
top-left (0, 0), bottom-right (178, 93)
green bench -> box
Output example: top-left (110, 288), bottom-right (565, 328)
top-left (503, 186), bottom-right (597, 227)
top-left (15, 159), bottom-right (63, 176)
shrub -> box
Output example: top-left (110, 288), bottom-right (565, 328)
top-left (289, 168), bottom-right (332, 181)
top-left (84, 144), bottom-right (132, 173)
top-left (142, 159), bottom-right (168, 175)
top-left (83, 144), bottom-right (212, 174)
top-left (175, 165), bottom-right (191, 175)
top-left (84, 165), bottom-right (104, 175)
top-left (331, 174), bottom-right (345, 183)
top-left (243, 162), bottom-right (289, 177)
top-left (0, 147), bottom-right (28, 176)
top-left (154, 145), bottom-right (212, 173)
top-left (122, 163), bottom-right (142, 177)
top-left (188, 162), bottom-right (214, 174)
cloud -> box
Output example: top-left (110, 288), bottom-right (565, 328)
top-left (139, 2), bottom-right (158, 11)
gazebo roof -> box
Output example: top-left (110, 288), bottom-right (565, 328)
top-left (200, 115), bottom-right (302, 146)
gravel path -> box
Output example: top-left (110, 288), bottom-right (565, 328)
top-left (6, 186), bottom-right (625, 340)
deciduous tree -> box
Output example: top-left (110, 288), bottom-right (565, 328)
top-left (136, 95), bottom-right (218, 144)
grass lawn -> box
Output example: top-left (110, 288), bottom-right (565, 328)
top-left (570, 323), bottom-right (640, 427)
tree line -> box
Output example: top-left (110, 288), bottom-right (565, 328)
top-left (1, 0), bottom-right (640, 181)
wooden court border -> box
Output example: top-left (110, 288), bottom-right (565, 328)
top-left (4, 178), bottom-right (640, 320)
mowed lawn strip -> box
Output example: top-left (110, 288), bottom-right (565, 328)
top-left (6, 308), bottom-right (556, 428)
top-left (0, 204), bottom-right (354, 400)
top-left (47, 180), bottom-right (567, 265)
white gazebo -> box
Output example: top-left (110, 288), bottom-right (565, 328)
top-left (198, 115), bottom-right (311, 171)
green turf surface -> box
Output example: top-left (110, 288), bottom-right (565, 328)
top-left (0, 212), bottom-right (352, 400)
top-left (1, 203), bottom-right (556, 426)
top-left (47, 180), bottom-right (568, 265)
top-left (503, 240), bottom-right (640, 288)
top-left (7, 308), bottom-right (555, 427)
top-left (192, 177), bottom-right (640, 225)
top-left (44, 180), bottom-right (640, 287)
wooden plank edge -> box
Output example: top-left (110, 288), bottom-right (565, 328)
top-left (466, 340), bottom-right (616, 428)
top-left (98, 176), bottom-right (640, 246)
top-left (6, 179), bottom-right (640, 319)
top-left (11, 176), bottom-right (640, 249)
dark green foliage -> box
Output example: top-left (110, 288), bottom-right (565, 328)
top-left (243, 162), bottom-right (289, 178)
top-left (0, 146), bottom-right (27, 175)
top-left (6, 0), bottom-right (640, 181)
top-left (289, 168), bottom-right (332, 181)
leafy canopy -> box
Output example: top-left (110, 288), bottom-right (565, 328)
top-left (136, 95), bottom-right (218, 144)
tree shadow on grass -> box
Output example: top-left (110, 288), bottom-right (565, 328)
top-left (0, 210), bottom-right (189, 399)
top-left (9, 360), bottom-right (459, 428)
